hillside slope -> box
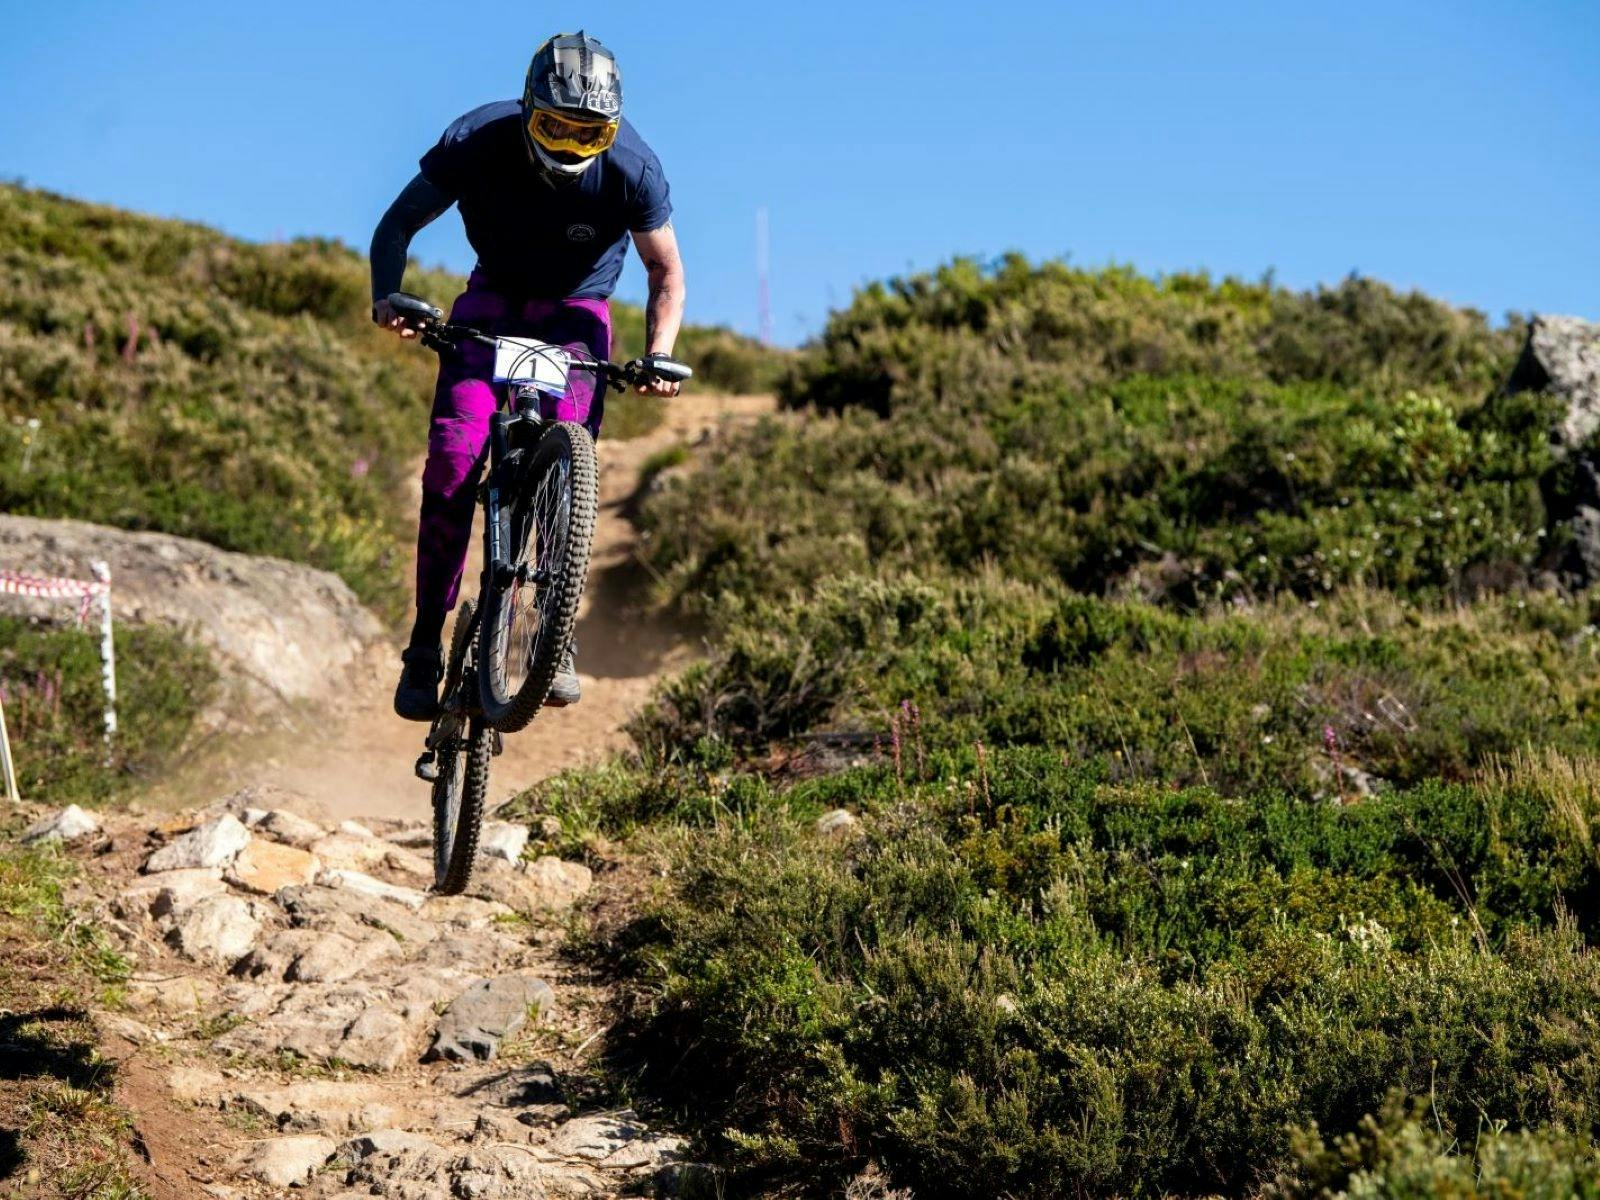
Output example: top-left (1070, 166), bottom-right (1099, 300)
top-left (0, 183), bottom-right (782, 618)
top-left (496, 268), bottom-right (1600, 1196)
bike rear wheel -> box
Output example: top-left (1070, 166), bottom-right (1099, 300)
top-left (432, 600), bottom-right (490, 894)
top-left (478, 421), bottom-right (599, 733)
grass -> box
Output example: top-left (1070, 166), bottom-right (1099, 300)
top-left (0, 845), bottom-right (146, 1199)
top-left (0, 615), bottom-right (215, 807)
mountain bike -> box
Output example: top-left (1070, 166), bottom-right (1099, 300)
top-left (384, 291), bottom-right (692, 894)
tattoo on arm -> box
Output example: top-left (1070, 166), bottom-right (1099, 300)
top-left (639, 222), bottom-right (683, 352)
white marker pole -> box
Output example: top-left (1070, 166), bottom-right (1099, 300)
top-left (90, 560), bottom-right (117, 764)
top-left (0, 690), bottom-right (19, 803)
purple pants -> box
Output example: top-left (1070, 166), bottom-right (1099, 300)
top-left (414, 270), bottom-right (611, 642)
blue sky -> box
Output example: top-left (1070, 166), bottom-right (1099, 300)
top-left (2, 1), bottom-right (1595, 345)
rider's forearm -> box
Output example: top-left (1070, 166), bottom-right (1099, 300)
top-left (369, 173), bottom-right (453, 303)
top-left (643, 262), bottom-right (685, 355)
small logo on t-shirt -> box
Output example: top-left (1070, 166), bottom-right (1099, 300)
top-left (566, 223), bottom-right (596, 243)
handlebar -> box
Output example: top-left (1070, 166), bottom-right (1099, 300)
top-left (382, 292), bottom-right (692, 392)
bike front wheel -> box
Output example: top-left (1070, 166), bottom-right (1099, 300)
top-left (432, 600), bottom-right (490, 894)
top-left (478, 420), bottom-right (599, 733)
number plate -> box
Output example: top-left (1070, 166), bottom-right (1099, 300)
top-left (492, 337), bottom-right (572, 394)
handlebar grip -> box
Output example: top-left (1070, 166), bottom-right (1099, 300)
top-left (386, 292), bottom-right (443, 322)
top-left (640, 354), bottom-right (693, 383)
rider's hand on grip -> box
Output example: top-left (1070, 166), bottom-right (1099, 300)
top-left (632, 353), bottom-right (692, 397)
top-left (375, 292), bottom-right (443, 339)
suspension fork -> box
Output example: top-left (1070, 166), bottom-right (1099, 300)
top-left (483, 411), bottom-right (514, 588)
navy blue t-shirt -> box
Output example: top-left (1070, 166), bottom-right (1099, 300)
top-left (419, 100), bottom-right (672, 300)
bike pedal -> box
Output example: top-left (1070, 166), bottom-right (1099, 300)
top-left (491, 730), bottom-right (504, 757)
top-left (414, 750), bottom-right (439, 782)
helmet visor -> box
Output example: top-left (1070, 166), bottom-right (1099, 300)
top-left (528, 109), bottom-right (618, 159)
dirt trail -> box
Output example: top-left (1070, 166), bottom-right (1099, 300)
top-left (19, 391), bottom-right (774, 1199)
top-left (58, 792), bottom-right (693, 1198)
top-left (264, 391), bottom-right (773, 823)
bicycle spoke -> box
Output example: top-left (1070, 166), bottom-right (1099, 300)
top-left (501, 456), bottom-right (571, 696)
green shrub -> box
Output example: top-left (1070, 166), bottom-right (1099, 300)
top-left (631, 579), bottom-right (1600, 796)
top-left (0, 616), bottom-right (214, 805)
top-left (1278, 1096), bottom-right (1600, 1198)
top-left (639, 372), bottom-right (1556, 613)
top-left (598, 750), bottom-right (1600, 1197)
top-left (782, 257), bottom-right (1518, 418)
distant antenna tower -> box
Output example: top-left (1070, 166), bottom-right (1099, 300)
top-left (756, 206), bottom-right (772, 346)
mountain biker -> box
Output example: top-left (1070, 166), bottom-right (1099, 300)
top-left (370, 31), bottom-right (685, 722)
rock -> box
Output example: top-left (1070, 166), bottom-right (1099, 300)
top-left (469, 856), bottom-right (591, 913)
top-left (124, 973), bottom-right (222, 1017)
top-left (276, 883), bottom-right (437, 944)
top-left (289, 930), bottom-right (399, 983)
top-left (165, 894), bottom-right (260, 965)
top-left (1508, 316), bottom-right (1600, 583)
top-left (257, 808), bottom-right (326, 850)
top-left (21, 804), bottom-right (100, 844)
top-left (236, 928), bottom-right (398, 983)
top-left (382, 845), bottom-right (435, 882)
top-left (0, 514), bottom-right (385, 716)
top-left (815, 808), bottom-right (858, 836)
top-left (428, 973), bottom-right (555, 1062)
top-left (542, 1112), bottom-right (683, 1169)
top-left (97, 1013), bottom-right (167, 1046)
top-left (167, 1063), bottom-right (228, 1105)
top-left (114, 868), bottom-right (226, 921)
top-left (335, 1128), bottom-right (445, 1168)
top-left (341, 1004), bottom-right (414, 1071)
top-left (422, 894), bottom-right (516, 931)
top-left (235, 1134), bottom-right (335, 1188)
top-left (1511, 314), bottom-right (1600, 454)
top-left (520, 855), bottom-right (592, 907)
top-left (469, 1062), bottom-right (565, 1109)
top-left (145, 813), bottom-right (251, 873)
top-left (217, 985), bottom-right (419, 1072)
top-left (315, 868), bottom-right (427, 910)
top-left (443, 1144), bottom-right (552, 1198)
top-left (479, 821), bottom-right (529, 863)
top-left (228, 1080), bottom-right (401, 1133)
top-left (226, 840), bottom-right (318, 895)
top-left (338, 819), bottom-right (377, 838)
top-left (384, 824), bottom-right (433, 848)
top-left (307, 833), bottom-right (390, 872)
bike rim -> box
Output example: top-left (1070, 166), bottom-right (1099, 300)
top-left (497, 454), bottom-right (573, 697)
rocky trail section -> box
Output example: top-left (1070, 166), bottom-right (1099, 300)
top-left (30, 794), bottom-right (705, 1200)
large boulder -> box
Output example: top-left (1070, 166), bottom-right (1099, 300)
top-left (1509, 316), bottom-right (1600, 582)
top-left (1509, 315), bottom-right (1600, 455)
top-left (0, 514), bottom-right (385, 712)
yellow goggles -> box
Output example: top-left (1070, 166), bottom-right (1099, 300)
top-left (527, 109), bottom-right (618, 158)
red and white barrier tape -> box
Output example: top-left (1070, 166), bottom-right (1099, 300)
top-left (0, 570), bottom-right (108, 623)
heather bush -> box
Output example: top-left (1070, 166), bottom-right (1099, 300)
top-left (582, 749), bottom-right (1600, 1196)
top-left (0, 616), bottom-right (214, 804)
top-left (640, 373), bottom-right (1557, 613)
top-left (630, 578), bottom-right (1600, 796)
top-left (782, 256), bottom-right (1519, 418)
top-left (513, 250), bottom-right (1596, 1196)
